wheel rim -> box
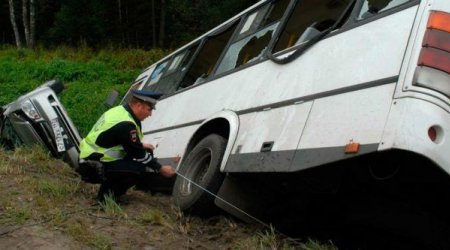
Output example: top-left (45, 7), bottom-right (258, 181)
top-left (179, 148), bottom-right (212, 196)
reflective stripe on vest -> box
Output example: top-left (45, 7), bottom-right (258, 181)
top-left (79, 105), bottom-right (143, 162)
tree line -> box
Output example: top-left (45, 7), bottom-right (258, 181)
top-left (1, 0), bottom-right (259, 49)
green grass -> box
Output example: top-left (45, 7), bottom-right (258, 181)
top-left (137, 207), bottom-right (172, 228)
top-left (0, 46), bottom-right (166, 135)
top-left (300, 239), bottom-right (338, 250)
top-left (0, 146), bottom-right (338, 249)
top-left (233, 226), bottom-right (298, 250)
top-left (0, 146), bottom-right (113, 248)
top-left (233, 227), bottom-right (338, 250)
top-left (63, 220), bottom-right (113, 249)
top-left (100, 194), bottom-right (125, 218)
top-left (34, 179), bottom-right (79, 200)
top-left (0, 206), bottom-right (32, 225)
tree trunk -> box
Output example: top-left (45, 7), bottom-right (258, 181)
top-left (135, 31), bottom-right (139, 48)
top-left (151, 0), bottom-right (156, 48)
top-left (8, 0), bottom-right (22, 48)
top-left (117, 0), bottom-right (122, 22)
top-left (22, 0), bottom-right (30, 47)
top-left (29, 0), bottom-right (36, 48)
top-left (159, 0), bottom-right (166, 47)
top-left (125, 3), bottom-right (130, 47)
top-left (118, 0), bottom-right (124, 46)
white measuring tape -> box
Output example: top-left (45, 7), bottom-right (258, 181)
top-left (174, 171), bottom-right (303, 246)
top-left (175, 171), bottom-right (271, 228)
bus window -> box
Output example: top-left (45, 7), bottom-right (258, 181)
top-left (144, 44), bottom-right (200, 94)
top-left (215, 0), bottom-right (290, 75)
top-left (121, 81), bottom-right (142, 104)
top-left (148, 60), bottom-right (169, 86)
top-left (273, 0), bottom-right (351, 53)
top-left (178, 22), bottom-right (239, 89)
top-left (358, 0), bottom-right (412, 19)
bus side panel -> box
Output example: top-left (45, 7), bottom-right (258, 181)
top-left (379, 98), bottom-right (450, 175)
top-left (142, 125), bottom-right (199, 166)
top-left (225, 102), bottom-right (313, 172)
top-left (268, 6), bottom-right (419, 107)
top-left (433, 0), bottom-right (450, 14)
top-left (380, 0), bottom-right (450, 174)
top-left (291, 83), bottom-right (395, 171)
top-left (141, 4), bottom-right (419, 174)
top-left (222, 7), bottom-right (417, 173)
top-left (144, 6), bottom-right (418, 133)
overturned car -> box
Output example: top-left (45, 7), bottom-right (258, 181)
top-left (0, 81), bottom-right (174, 193)
top-left (0, 80), bottom-right (82, 169)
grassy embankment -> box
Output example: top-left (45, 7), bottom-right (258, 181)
top-left (0, 146), bottom-right (337, 249)
top-left (0, 46), bottom-right (166, 135)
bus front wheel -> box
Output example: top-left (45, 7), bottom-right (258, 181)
top-left (173, 134), bottom-right (227, 216)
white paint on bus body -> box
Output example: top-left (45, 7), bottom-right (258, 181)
top-left (135, 0), bottom-right (450, 175)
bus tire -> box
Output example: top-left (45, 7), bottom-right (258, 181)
top-left (173, 134), bottom-right (227, 216)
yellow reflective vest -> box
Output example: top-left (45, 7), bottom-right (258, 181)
top-left (79, 105), bottom-right (143, 162)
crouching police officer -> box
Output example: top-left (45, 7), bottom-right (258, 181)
top-left (78, 90), bottom-right (176, 202)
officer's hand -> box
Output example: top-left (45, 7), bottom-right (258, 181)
top-left (143, 143), bottom-right (156, 153)
top-left (160, 165), bottom-right (176, 178)
top-left (173, 155), bottom-right (181, 163)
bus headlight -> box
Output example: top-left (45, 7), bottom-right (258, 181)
top-left (21, 100), bottom-right (41, 120)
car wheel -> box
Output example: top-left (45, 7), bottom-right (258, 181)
top-left (173, 134), bottom-right (227, 216)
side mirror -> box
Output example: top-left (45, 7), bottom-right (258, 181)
top-left (104, 90), bottom-right (119, 108)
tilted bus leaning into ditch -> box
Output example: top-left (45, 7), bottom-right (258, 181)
top-left (122, 0), bottom-right (450, 248)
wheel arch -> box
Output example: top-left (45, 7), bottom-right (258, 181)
top-left (180, 110), bottom-right (239, 172)
top-left (357, 149), bottom-right (450, 183)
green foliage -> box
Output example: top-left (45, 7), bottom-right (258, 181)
top-left (0, 46), bottom-right (165, 135)
top-left (64, 221), bottom-right (113, 249)
top-left (167, 0), bottom-right (258, 46)
top-left (137, 208), bottom-right (171, 227)
top-left (252, 226), bottom-right (294, 250)
top-left (300, 239), bottom-right (338, 250)
top-left (0, 207), bottom-right (32, 225)
top-left (100, 194), bottom-right (125, 218)
top-left (49, 0), bottom-right (107, 47)
top-left (0, 146), bottom-right (113, 249)
top-left (2, 0), bottom-right (259, 48)
top-left (233, 227), bottom-right (337, 250)
top-left (34, 179), bottom-right (79, 200)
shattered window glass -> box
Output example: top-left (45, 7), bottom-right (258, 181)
top-left (215, 0), bottom-right (290, 75)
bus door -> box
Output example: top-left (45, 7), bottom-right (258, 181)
top-left (226, 101), bottom-right (313, 172)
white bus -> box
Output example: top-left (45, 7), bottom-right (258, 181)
top-left (126, 0), bottom-right (450, 247)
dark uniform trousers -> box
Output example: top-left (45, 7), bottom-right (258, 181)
top-left (97, 159), bottom-right (148, 201)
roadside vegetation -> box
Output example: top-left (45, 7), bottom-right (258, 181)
top-left (0, 46), bottom-right (166, 135)
top-left (0, 146), bottom-right (337, 249)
